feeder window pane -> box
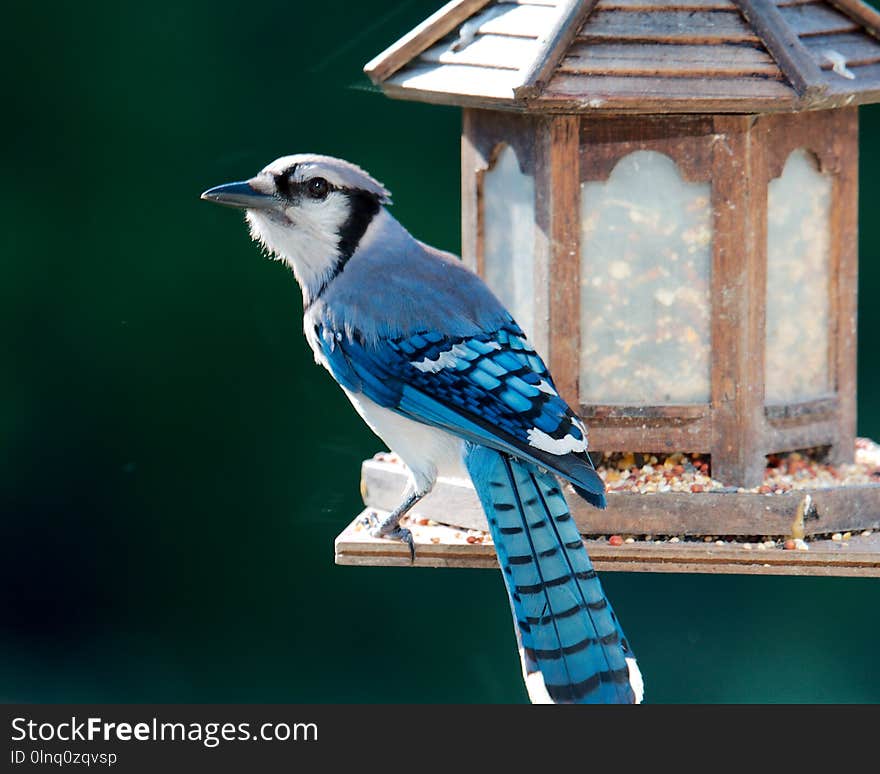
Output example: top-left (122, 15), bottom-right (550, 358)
top-left (765, 150), bottom-right (832, 404)
top-left (580, 150), bottom-right (712, 404)
top-left (483, 144), bottom-right (535, 339)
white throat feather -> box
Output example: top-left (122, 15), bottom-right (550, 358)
top-left (246, 191), bottom-right (350, 304)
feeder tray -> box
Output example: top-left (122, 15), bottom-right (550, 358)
top-left (334, 440), bottom-right (880, 577)
top-left (335, 513), bottom-right (880, 577)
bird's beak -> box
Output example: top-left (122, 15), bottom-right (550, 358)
top-left (200, 180), bottom-right (276, 210)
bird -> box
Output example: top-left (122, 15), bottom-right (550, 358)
top-left (201, 154), bottom-right (643, 704)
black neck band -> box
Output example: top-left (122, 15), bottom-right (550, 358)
top-left (305, 190), bottom-right (381, 310)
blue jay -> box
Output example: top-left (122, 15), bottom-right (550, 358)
top-left (202, 154), bottom-right (643, 704)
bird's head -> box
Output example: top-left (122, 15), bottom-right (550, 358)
top-left (201, 154), bottom-right (391, 301)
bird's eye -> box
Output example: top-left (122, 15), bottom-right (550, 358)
top-left (307, 177), bottom-right (330, 199)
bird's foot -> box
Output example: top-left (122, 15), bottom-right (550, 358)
top-left (360, 511), bottom-right (416, 562)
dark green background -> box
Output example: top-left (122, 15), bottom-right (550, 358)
top-left (1, 1), bottom-right (878, 703)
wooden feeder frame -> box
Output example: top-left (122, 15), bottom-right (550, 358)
top-left (461, 106), bottom-right (858, 487)
top-left (343, 0), bottom-right (880, 571)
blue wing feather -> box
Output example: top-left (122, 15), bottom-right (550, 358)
top-left (316, 316), bottom-right (606, 507)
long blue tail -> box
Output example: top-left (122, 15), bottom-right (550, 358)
top-left (465, 444), bottom-right (642, 704)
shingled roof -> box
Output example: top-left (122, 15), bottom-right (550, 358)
top-left (364, 0), bottom-right (880, 112)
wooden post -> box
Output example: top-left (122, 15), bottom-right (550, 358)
top-left (460, 108), bottom-right (482, 275)
top-left (829, 107), bottom-right (859, 465)
top-left (537, 114), bottom-right (581, 408)
top-left (710, 115), bottom-right (767, 488)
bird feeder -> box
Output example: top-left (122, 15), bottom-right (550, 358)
top-left (336, 0), bottom-right (880, 575)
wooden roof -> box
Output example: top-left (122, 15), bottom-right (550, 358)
top-left (364, 0), bottom-right (880, 113)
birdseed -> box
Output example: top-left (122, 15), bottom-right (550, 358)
top-left (595, 438), bottom-right (880, 495)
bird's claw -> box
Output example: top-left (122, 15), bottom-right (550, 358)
top-left (362, 516), bottom-right (416, 563)
top-left (383, 526), bottom-right (416, 563)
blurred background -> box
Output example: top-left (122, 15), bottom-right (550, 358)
top-left (1, 1), bottom-right (878, 703)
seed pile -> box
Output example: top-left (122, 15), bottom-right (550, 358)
top-left (364, 441), bottom-right (880, 551)
top-left (595, 438), bottom-right (880, 495)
